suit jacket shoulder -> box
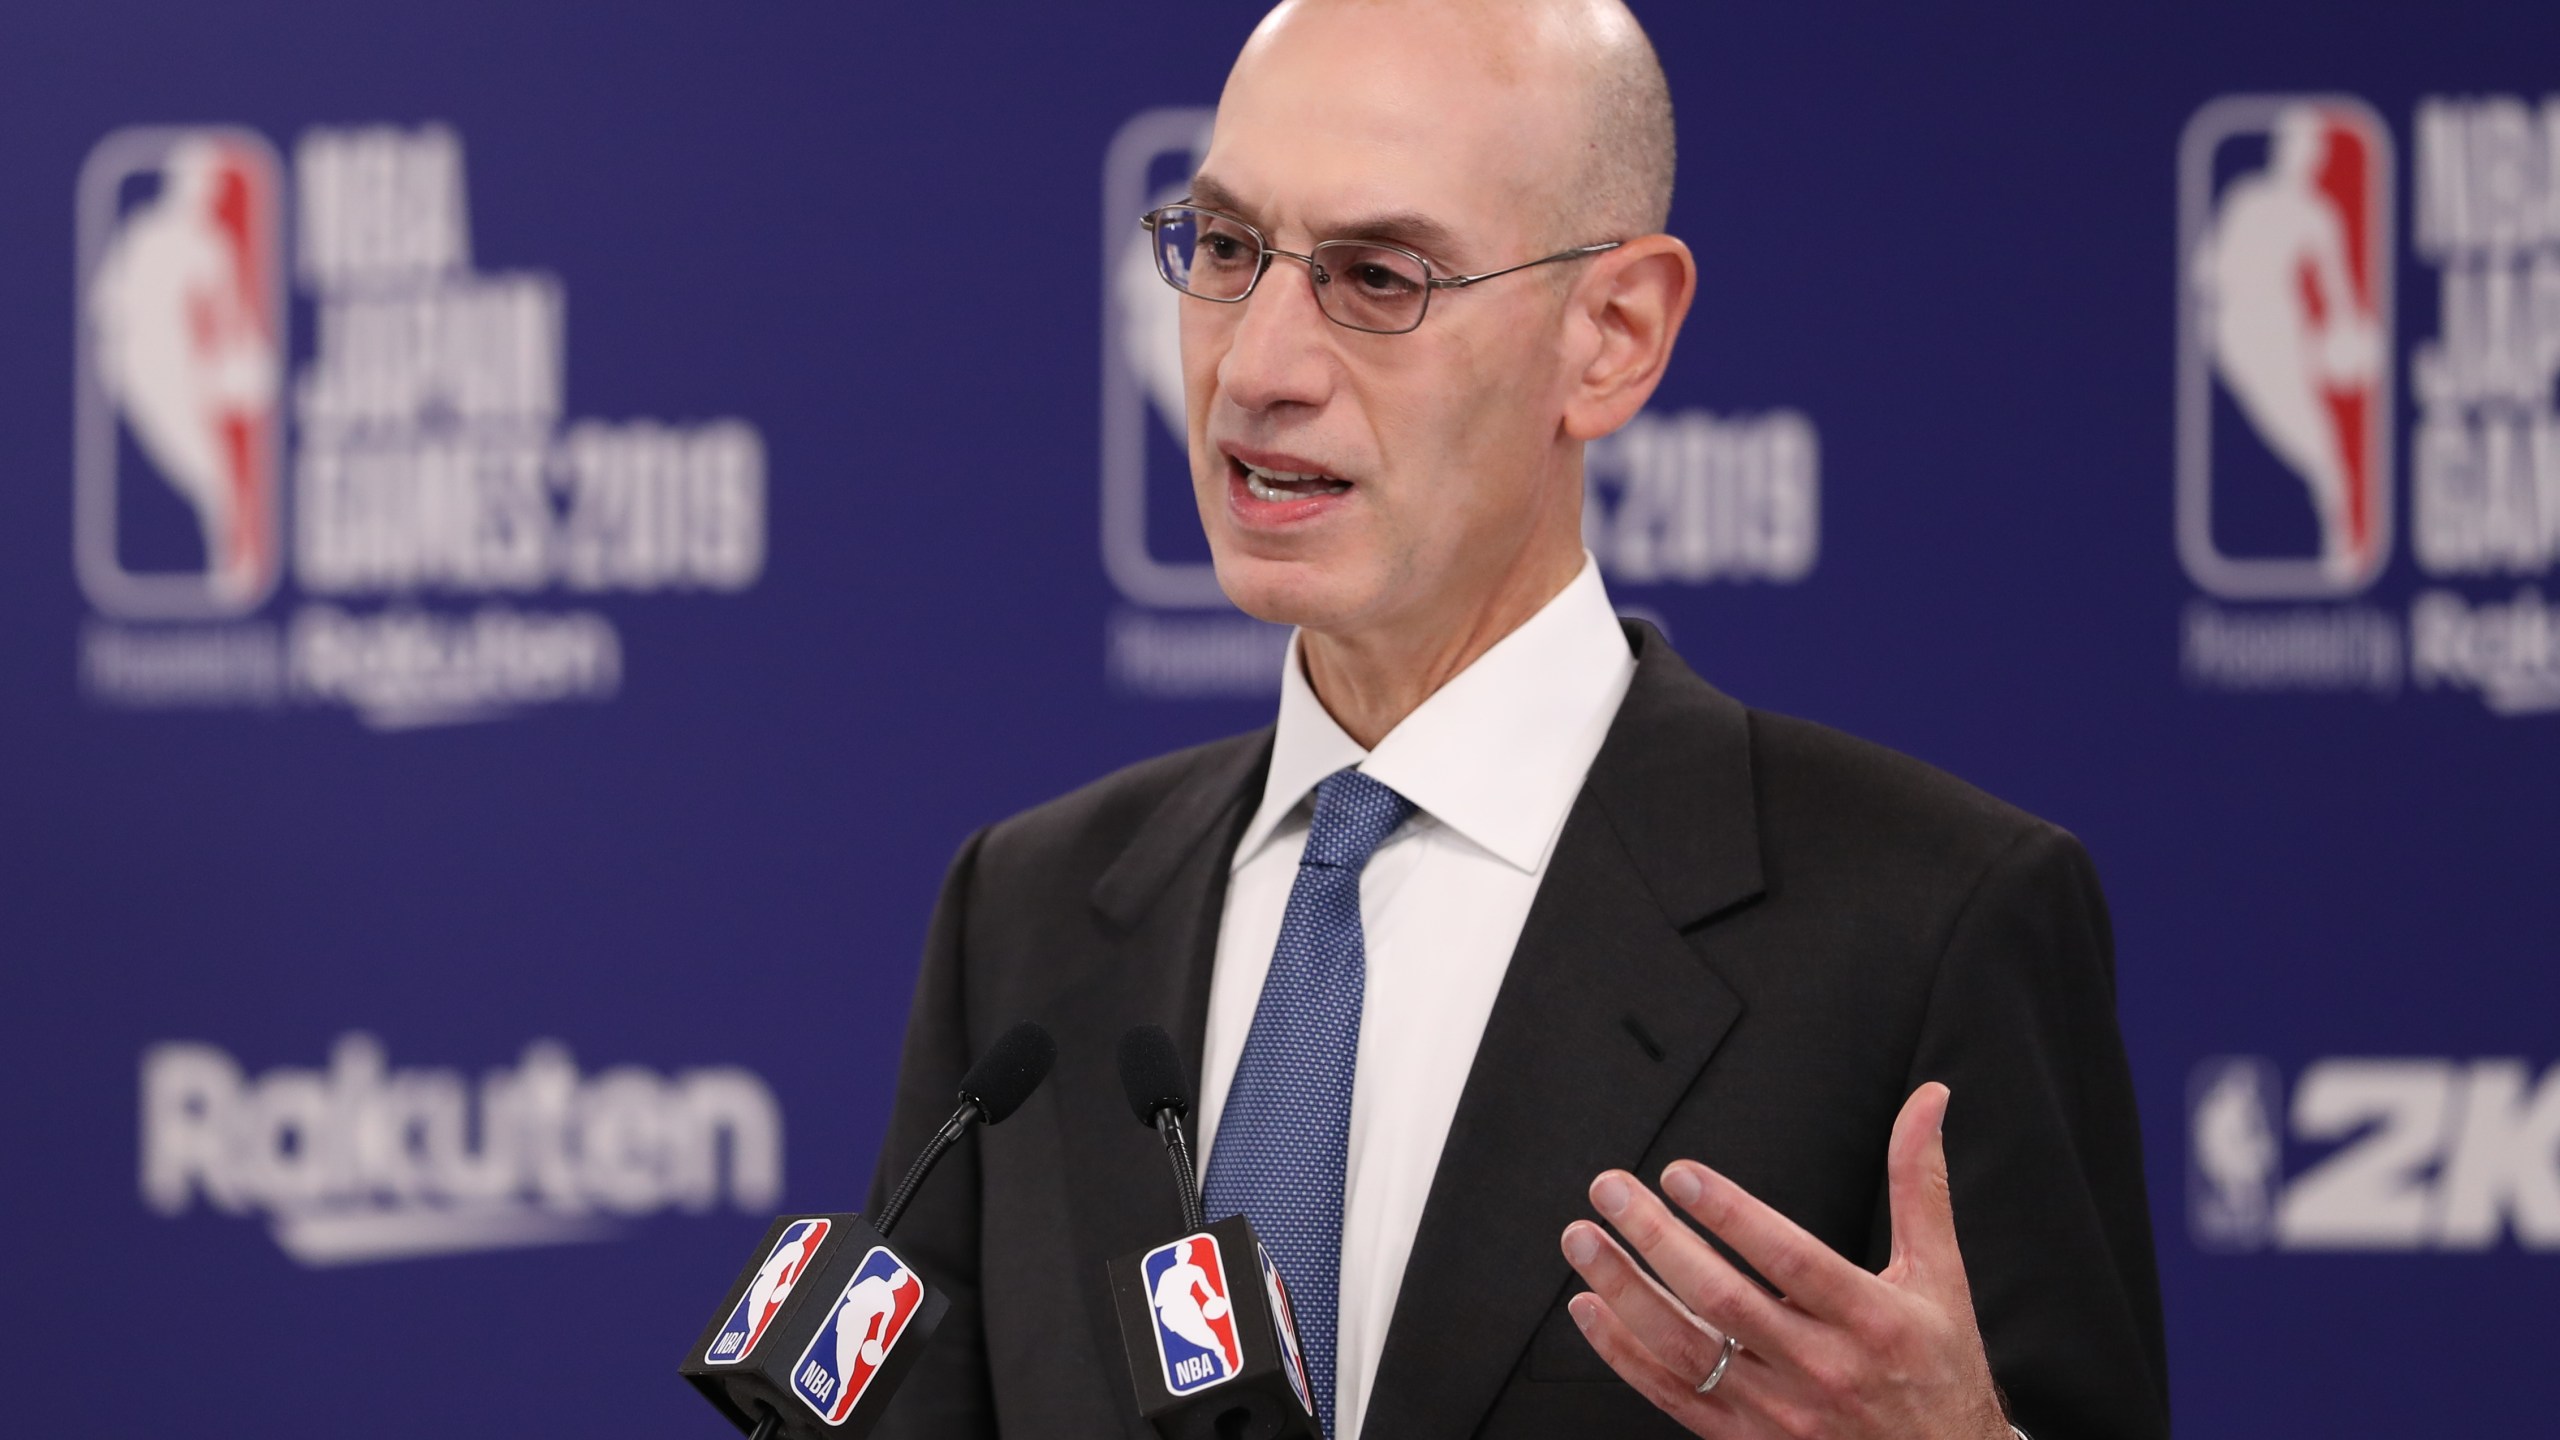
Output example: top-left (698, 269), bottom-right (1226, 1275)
top-left (1749, 706), bottom-right (2046, 854)
top-left (960, 731), bottom-right (1273, 1021)
top-left (974, 729), bottom-right (1269, 901)
top-left (1741, 706), bottom-right (2096, 960)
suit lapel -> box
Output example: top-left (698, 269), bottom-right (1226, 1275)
top-left (1049, 730), bottom-right (1271, 1428)
top-left (1084, 730), bottom-right (1273, 1067)
top-left (1360, 624), bottom-right (1765, 1438)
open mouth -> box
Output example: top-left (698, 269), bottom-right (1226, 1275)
top-left (1233, 456), bottom-right (1352, 503)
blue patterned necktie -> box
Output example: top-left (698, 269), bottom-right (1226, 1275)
top-left (1202, 766), bottom-right (1414, 1440)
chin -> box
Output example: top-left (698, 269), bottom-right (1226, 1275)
top-left (1209, 549), bottom-right (1372, 633)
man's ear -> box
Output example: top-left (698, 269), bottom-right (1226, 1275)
top-left (1561, 234), bottom-right (1696, 442)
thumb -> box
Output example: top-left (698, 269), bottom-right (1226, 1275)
top-left (1884, 1082), bottom-right (1965, 1290)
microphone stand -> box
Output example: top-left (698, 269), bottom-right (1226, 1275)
top-left (873, 1100), bottom-right (984, 1238)
top-left (682, 1021), bottom-right (1051, 1440)
top-left (1154, 1108), bottom-right (1206, 1233)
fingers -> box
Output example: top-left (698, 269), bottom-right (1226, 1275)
top-left (1561, 1220), bottom-right (1731, 1383)
top-left (1574, 1102), bottom-right (1999, 1439)
top-left (1883, 1082), bottom-right (1965, 1286)
top-left (1565, 1291), bottom-right (1756, 1437)
top-left (1651, 1160), bottom-right (1875, 1325)
top-left (1585, 1170), bottom-right (1813, 1355)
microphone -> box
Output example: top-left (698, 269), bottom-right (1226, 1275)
top-left (877, 1021), bottom-right (1058, 1235)
top-left (1117, 1025), bottom-right (1205, 1233)
top-left (681, 1021), bottom-right (1057, 1440)
top-left (1105, 1025), bottom-right (1320, 1440)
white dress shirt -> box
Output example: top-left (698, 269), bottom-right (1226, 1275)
top-left (1195, 555), bottom-right (1637, 1439)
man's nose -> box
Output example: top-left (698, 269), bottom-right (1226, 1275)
top-left (1215, 256), bottom-right (1337, 414)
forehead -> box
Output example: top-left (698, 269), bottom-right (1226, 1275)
top-left (1198, 7), bottom-right (1574, 261)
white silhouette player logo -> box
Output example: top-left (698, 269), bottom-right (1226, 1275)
top-left (1143, 1233), bottom-right (1243, 1395)
top-left (1257, 1242), bottom-right (1315, 1415)
top-left (77, 128), bottom-right (284, 617)
top-left (2189, 1057), bottom-right (2282, 1250)
top-left (1152, 1240), bottom-right (1235, 1357)
top-left (708, 1218), bottom-right (829, 1364)
top-left (836, 1266), bottom-right (908, 1370)
top-left (747, 1233), bottom-right (809, 1318)
top-left (792, 1247), bottom-right (921, 1424)
top-left (1099, 107), bottom-right (1232, 609)
top-left (2178, 97), bottom-right (2394, 598)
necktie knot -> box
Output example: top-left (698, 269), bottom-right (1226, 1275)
top-left (1301, 768), bottom-right (1414, 872)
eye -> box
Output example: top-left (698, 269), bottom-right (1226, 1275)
top-left (1191, 216), bottom-right (1260, 270)
top-left (1347, 261), bottom-right (1418, 296)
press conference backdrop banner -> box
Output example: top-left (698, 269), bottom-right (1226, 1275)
top-left (1, 3), bottom-right (2551, 1435)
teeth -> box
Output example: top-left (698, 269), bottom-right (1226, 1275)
top-left (1240, 461), bottom-right (1351, 503)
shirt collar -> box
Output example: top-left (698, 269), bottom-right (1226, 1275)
top-left (1233, 554), bottom-right (1636, 876)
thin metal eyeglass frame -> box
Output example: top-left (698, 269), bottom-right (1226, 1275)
top-left (1139, 203), bottom-right (1623, 335)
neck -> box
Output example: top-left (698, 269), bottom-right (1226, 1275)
top-left (1298, 542), bottom-right (1585, 750)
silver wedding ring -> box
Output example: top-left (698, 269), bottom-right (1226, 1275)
top-left (1693, 1334), bottom-right (1740, 1396)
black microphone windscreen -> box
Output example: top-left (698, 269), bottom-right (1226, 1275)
top-left (958, 1021), bottom-right (1056, 1125)
top-left (1116, 1024), bottom-right (1191, 1126)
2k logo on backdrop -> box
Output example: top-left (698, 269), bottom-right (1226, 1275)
top-left (2179, 96), bottom-right (2395, 599)
top-left (2189, 1054), bottom-right (2560, 1252)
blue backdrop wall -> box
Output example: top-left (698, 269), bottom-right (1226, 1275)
top-left (4, 3), bottom-right (2555, 1435)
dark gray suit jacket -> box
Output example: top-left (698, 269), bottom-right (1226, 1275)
top-left (866, 623), bottom-right (2170, 1439)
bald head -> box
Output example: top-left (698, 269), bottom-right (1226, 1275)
top-left (1227, 0), bottom-right (1675, 246)
top-left (1564, 1), bottom-right (1676, 237)
top-left (1179, 0), bottom-right (1697, 692)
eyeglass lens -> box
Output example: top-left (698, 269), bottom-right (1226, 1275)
top-left (1151, 205), bottom-right (1432, 333)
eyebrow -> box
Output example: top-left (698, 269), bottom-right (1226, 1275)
top-left (1188, 172), bottom-right (1468, 265)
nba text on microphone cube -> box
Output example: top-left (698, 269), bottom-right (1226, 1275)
top-left (681, 1213), bottom-right (947, 1438)
top-left (1107, 1213), bottom-right (1320, 1440)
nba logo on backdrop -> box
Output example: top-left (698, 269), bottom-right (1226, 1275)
top-left (2178, 96), bottom-right (2395, 599)
top-left (1099, 107), bottom-right (1223, 614)
top-left (1096, 107), bottom-right (1297, 698)
top-left (2187, 1056), bottom-right (2283, 1251)
top-left (791, 1247), bottom-right (923, 1423)
top-left (67, 121), bottom-right (771, 726)
top-left (2176, 92), bottom-right (2560, 712)
top-left (1142, 1233), bottom-right (1242, 1395)
top-left (707, 1218), bottom-right (830, 1364)
top-left (75, 128), bottom-right (286, 619)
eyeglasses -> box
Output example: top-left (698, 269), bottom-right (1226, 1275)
top-left (1139, 203), bottom-right (1621, 335)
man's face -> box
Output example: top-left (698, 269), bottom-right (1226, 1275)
top-left (1182, 6), bottom-right (1591, 639)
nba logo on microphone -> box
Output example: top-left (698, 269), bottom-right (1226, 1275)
top-left (75, 127), bottom-right (286, 619)
top-left (706, 1217), bottom-right (830, 1365)
top-left (1142, 1233), bottom-right (1243, 1395)
top-left (1257, 1241), bottom-right (1315, 1415)
top-left (2178, 96), bottom-right (2395, 599)
top-left (791, 1246), bottom-right (924, 1424)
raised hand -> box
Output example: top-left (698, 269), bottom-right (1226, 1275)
top-left (1559, 1083), bottom-right (2014, 1440)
